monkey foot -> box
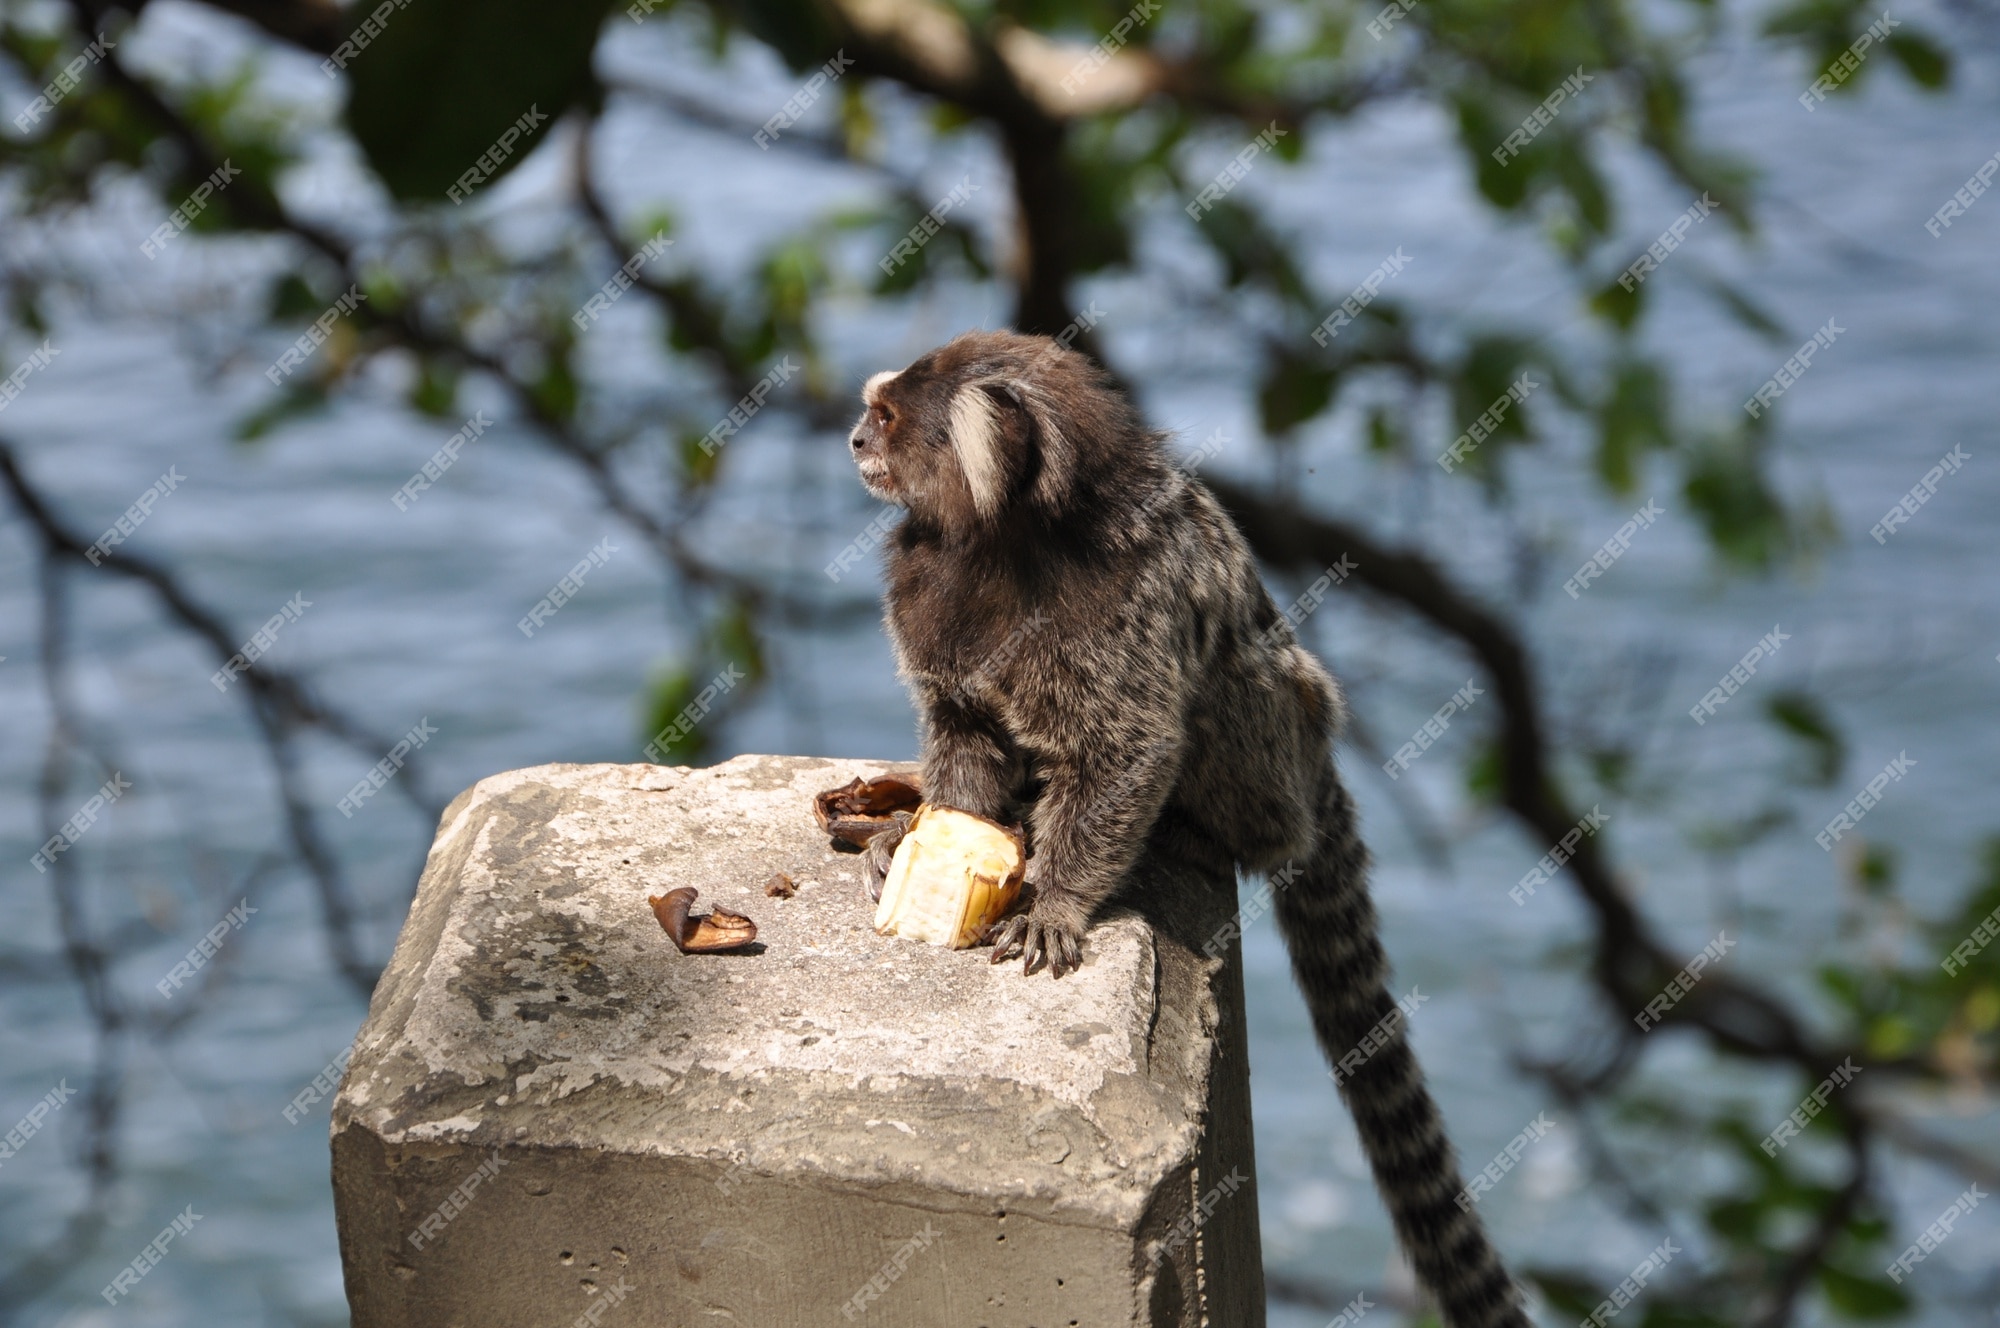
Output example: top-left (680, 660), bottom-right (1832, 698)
top-left (988, 913), bottom-right (1083, 979)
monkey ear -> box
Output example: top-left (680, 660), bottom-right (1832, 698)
top-left (947, 382), bottom-right (1013, 518)
top-left (1009, 380), bottom-right (1073, 515)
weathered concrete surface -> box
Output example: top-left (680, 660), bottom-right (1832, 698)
top-left (333, 755), bottom-right (1264, 1327)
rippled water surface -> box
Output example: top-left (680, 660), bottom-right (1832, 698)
top-left (2, 6), bottom-right (1998, 1325)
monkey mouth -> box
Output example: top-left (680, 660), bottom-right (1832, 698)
top-left (857, 460), bottom-right (898, 502)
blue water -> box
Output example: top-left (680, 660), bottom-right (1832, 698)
top-left (3, 2), bottom-right (1998, 1324)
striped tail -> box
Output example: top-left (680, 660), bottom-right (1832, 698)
top-left (1272, 764), bottom-right (1529, 1328)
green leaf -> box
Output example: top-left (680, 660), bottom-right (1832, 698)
top-left (343, 0), bottom-right (613, 202)
top-left (235, 384), bottom-right (327, 441)
top-left (639, 665), bottom-right (701, 764)
top-left (408, 359), bottom-right (459, 418)
top-left (1590, 271), bottom-right (1645, 330)
top-left (1815, 1264), bottom-right (1908, 1319)
top-left (1682, 429), bottom-right (1790, 567)
top-left (1766, 690), bottom-right (1845, 786)
top-left (1257, 347), bottom-right (1337, 436)
top-left (269, 273), bottom-right (322, 319)
top-left (1885, 34), bottom-right (1949, 89)
top-left (1595, 359), bottom-right (1671, 493)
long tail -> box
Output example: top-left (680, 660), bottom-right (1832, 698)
top-left (1272, 764), bottom-right (1529, 1328)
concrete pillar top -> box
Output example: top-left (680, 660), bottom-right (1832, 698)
top-left (336, 755), bottom-right (1198, 1228)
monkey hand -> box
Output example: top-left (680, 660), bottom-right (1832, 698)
top-left (988, 883), bottom-right (1088, 979)
top-left (860, 810), bottom-right (914, 902)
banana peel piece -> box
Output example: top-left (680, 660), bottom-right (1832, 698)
top-left (873, 804), bottom-right (1025, 949)
top-left (650, 887), bottom-right (759, 953)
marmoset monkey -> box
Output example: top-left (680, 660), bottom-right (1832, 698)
top-left (846, 329), bottom-right (1526, 1328)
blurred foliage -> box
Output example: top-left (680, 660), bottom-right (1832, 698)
top-left (1, 0), bottom-right (1988, 1323)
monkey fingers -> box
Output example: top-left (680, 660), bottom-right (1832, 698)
top-left (988, 913), bottom-right (1083, 979)
top-left (860, 810), bottom-right (914, 902)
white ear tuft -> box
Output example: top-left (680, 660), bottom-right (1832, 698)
top-left (948, 385), bottom-right (1006, 517)
top-left (862, 369), bottom-right (902, 404)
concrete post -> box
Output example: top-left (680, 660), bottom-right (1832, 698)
top-left (332, 755), bottom-right (1265, 1327)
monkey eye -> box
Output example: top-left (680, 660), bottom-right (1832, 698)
top-left (876, 403), bottom-right (895, 424)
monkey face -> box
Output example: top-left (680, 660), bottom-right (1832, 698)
top-left (849, 331), bottom-right (1114, 529)
top-left (847, 369), bottom-right (918, 506)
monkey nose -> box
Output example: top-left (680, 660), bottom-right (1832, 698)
top-left (849, 432), bottom-right (865, 453)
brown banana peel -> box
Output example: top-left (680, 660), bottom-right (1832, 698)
top-left (649, 887), bottom-right (759, 953)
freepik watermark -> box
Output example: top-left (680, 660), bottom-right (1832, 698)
top-left (1510, 806), bottom-right (1611, 905)
top-left (642, 664), bottom-right (748, 762)
top-left (0, 339), bottom-right (59, 416)
top-left (1074, 737), bottom-right (1181, 839)
top-left (1801, 12), bottom-right (1898, 110)
top-left (1186, 122), bottom-right (1288, 221)
top-left (696, 356), bottom-right (800, 456)
top-left (753, 50), bottom-right (854, 147)
top-left (1456, 1112), bottom-right (1556, 1210)
top-left (1061, 1), bottom-right (1160, 95)
top-left (880, 177), bottom-right (980, 275)
top-left (265, 285), bottom-right (365, 385)
top-left (155, 898), bottom-right (256, 999)
top-left (391, 411), bottom-right (493, 510)
top-left (1365, 0), bottom-right (1420, 41)
top-left (952, 609), bottom-right (1053, 704)
top-left (1202, 861), bottom-right (1304, 961)
top-left (1941, 900), bottom-right (2000, 977)
top-left (1052, 300), bottom-right (1107, 352)
top-left (1437, 374), bottom-right (1539, 472)
top-left (282, 1042), bottom-right (354, 1124)
top-left (447, 105), bottom-right (549, 204)
top-left (1616, 193), bottom-right (1720, 292)
top-left (1492, 68), bottom-right (1593, 164)
top-left (1150, 1168), bottom-right (1251, 1267)
top-left (573, 231), bottom-right (672, 329)
top-left (1260, 558), bottom-right (1359, 648)
top-left (1633, 932), bottom-right (1735, 1031)
top-left (1311, 250), bottom-right (1412, 345)
top-left (566, 1277), bottom-right (638, 1328)
top-left (1925, 146), bottom-right (2000, 237)
top-left (519, 538), bottom-right (617, 637)
top-left (1324, 1293), bottom-right (1375, 1327)
top-left (1744, 318), bottom-right (1844, 418)
top-left (140, 160), bottom-right (241, 259)
top-left (1687, 625), bottom-right (1790, 725)
top-left (30, 772), bottom-right (131, 874)
top-left (84, 466), bottom-right (184, 565)
top-left (336, 718), bottom-right (437, 818)
top-left (211, 593), bottom-right (310, 691)
top-left (321, 0), bottom-right (414, 76)
top-left (1564, 499), bottom-right (1664, 598)
top-left (1760, 1058), bottom-right (1862, 1155)
top-left (1579, 1238), bottom-right (1681, 1327)
top-left (840, 1223), bottom-right (942, 1319)
top-left (1124, 425), bottom-right (1230, 527)
top-left (1886, 1185), bottom-right (1986, 1283)
top-left (0, 1081), bottom-right (75, 1170)
top-left (1328, 987), bottom-right (1428, 1087)
top-left (408, 1151), bottom-right (508, 1250)
top-left (1816, 751), bottom-right (1916, 851)
top-left (11, 32), bottom-right (114, 133)
top-left (102, 1206), bottom-right (201, 1304)
top-left (826, 509), bottom-right (898, 583)
top-left (1381, 679), bottom-right (1482, 781)
top-left (1870, 444), bottom-right (1970, 543)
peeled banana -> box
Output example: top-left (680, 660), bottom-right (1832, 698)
top-left (873, 804), bottom-right (1025, 949)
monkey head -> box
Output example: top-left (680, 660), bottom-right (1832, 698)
top-left (847, 329), bottom-right (1160, 531)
